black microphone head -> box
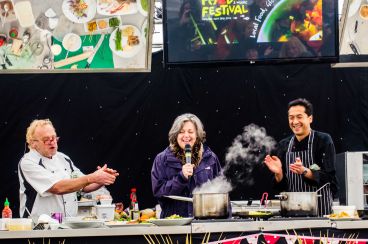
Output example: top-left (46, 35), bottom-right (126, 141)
top-left (185, 144), bottom-right (191, 152)
top-left (184, 144), bottom-right (191, 164)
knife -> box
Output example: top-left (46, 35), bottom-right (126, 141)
top-left (85, 34), bottom-right (105, 69)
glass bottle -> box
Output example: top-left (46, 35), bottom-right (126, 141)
top-left (130, 188), bottom-right (140, 220)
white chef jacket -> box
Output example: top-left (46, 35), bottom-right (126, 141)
top-left (18, 149), bottom-right (84, 218)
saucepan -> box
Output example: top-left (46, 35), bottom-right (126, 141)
top-left (275, 183), bottom-right (329, 217)
top-left (165, 192), bottom-right (230, 218)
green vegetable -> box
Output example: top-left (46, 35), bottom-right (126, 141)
top-left (115, 29), bottom-right (122, 51)
top-left (165, 214), bottom-right (183, 219)
top-left (140, 0), bottom-right (148, 12)
top-left (109, 17), bottom-right (120, 28)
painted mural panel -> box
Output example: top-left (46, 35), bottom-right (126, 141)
top-left (0, 0), bottom-right (152, 72)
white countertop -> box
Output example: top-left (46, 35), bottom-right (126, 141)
top-left (1, 219), bottom-right (368, 239)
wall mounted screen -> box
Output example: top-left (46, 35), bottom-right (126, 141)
top-left (163, 0), bottom-right (338, 65)
top-left (339, 0), bottom-right (368, 63)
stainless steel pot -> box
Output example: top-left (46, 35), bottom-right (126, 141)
top-left (276, 192), bottom-right (319, 217)
top-left (193, 193), bottom-right (229, 218)
top-left (275, 183), bottom-right (329, 217)
top-left (165, 193), bottom-right (230, 218)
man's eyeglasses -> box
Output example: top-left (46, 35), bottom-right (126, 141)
top-left (33, 136), bottom-right (60, 144)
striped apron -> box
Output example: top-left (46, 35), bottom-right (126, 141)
top-left (286, 130), bottom-right (333, 216)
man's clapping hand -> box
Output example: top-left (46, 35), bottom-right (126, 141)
top-left (97, 164), bottom-right (119, 177)
top-left (90, 164), bottom-right (119, 185)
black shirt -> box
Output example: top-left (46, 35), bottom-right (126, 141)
top-left (275, 130), bottom-right (338, 197)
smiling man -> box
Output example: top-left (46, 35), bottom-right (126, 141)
top-left (18, 119), bottom-right (119, 218)
top-left (264, 98), bottom-right (338, 216)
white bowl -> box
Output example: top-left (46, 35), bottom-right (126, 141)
top-left (62, 33), bottom-right (82, 52)
top-left (332, 205), bottom-right (357, 217)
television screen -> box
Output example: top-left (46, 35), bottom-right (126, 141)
top-left (163, 0), bottom-right (338, 64)
top-left (338, 0), bottom-right (368, 64)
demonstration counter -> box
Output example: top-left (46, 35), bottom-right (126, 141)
top-left (1, 219), bottom-right (368, 243)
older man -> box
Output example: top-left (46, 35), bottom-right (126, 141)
top-left (18, 119), bottom-right (119, 218)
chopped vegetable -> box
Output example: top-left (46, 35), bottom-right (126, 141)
top-left (140, 0), bottom-right (148, 12)
top-left (122, 26), bottom-right (134, 36)
top-left (87, 21), bottom-right (97, 32)
top-left (98, 20), bottom-right (108, 29)
top-left (115, 28), bottom-right (122, 51)
top-left (114, 210), bottom-right (131, 221)
top-left (128, 35), bottom-right (139, 46)
top-left (68, 0), bottom-right (88, 18)
top-left (109, 17), bottom-right (120, 28)
top-left (82, 216), bottom-right (97, 220)
top-left (165, 214), bottom-right (183, 219)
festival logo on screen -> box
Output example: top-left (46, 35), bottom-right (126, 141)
top-left (248, 0), bottom-right (279, 39)
top-left (201, 0), bottom-right (250, 21)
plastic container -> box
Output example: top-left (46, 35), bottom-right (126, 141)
top-left (332, 205), bottom-right (357, 217)
top-left (155, 204), bottom-right (162, 219)
top-left (13, 1), bottom-right (35, 28)
top-left (6, 218), bottom-right (32, 231)
top-left (99, 198), bottom-right (113, 205)
top-left (95, 205), bottom-right (115, 221)
top-left (0, 219), bottom-right (9, 230)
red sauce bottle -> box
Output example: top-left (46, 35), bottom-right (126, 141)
top-left (2, 198), bottom-right (12, 218)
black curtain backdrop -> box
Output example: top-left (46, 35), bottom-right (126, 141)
top-left (1, 52), bottom-right (368, 217)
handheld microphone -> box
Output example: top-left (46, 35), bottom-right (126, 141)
top-left (185, 144), bottom-right (191, 164)
top-left (185, 144), bottom-right (192, 180)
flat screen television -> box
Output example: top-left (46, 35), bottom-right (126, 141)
top-left (163, 0), bottom-right (338, 65)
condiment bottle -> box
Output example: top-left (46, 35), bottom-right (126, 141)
top-left (129, 188), bottom-right (140, 220)
top-left (9, 28), bottom-right (18, 39)
top-left (2, 198), bottom-right (12, 218)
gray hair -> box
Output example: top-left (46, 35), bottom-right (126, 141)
top-left (168, 113), bottom-right (206, 146)
top-left (26, 119), bottom-right (55, 149)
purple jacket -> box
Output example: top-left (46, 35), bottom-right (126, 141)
top-left (151, 145), bottom-right (222, 218)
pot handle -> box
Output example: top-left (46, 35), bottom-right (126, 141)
top-left (316, 182), bottom-right (330, 193)
top-left (164, 195), bottom-right (193, 202)
top-left (275, 194), bottom-right (288, 200)
top-left (260, 192), bottom-right (268, 207)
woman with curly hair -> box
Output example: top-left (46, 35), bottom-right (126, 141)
top-left (151, 113), bottom-right (222, 218)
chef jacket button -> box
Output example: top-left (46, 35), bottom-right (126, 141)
top-left (65, 168), bottom-right (67, 171)
top-left (51, 171), bottom-right (54, 173)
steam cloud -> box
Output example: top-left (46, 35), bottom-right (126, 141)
top-left (193, 175), bottom-right (232, 194)
top-left (223, 123), bottom-right (276, 186)
top-left (193, 123), bottom-right (276, 194)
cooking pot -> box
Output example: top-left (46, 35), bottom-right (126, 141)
top-left (276, 192), bottom-right (319, 217)
top-left (275, 183), bottom-right (329, 217)
top-left (165, 193), bottom-right (230, 218)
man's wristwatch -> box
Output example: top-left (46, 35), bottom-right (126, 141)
top-left (302, 167), bottom-right (308, 176)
